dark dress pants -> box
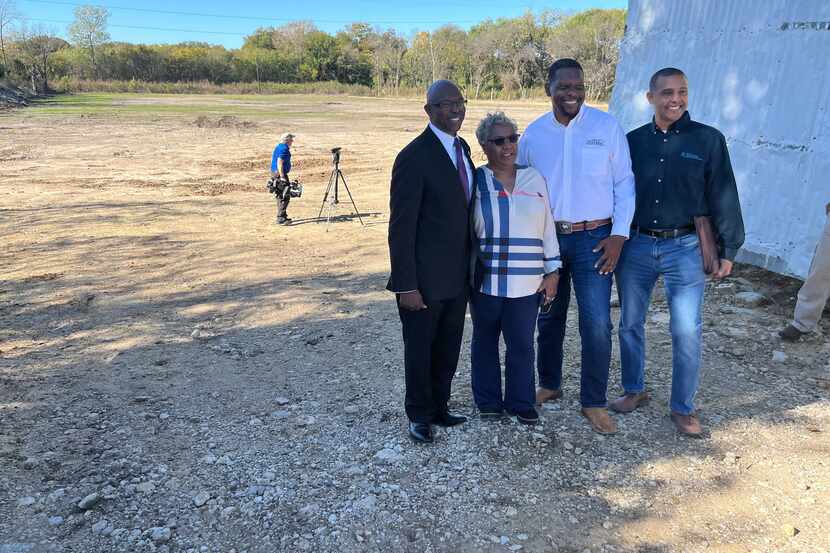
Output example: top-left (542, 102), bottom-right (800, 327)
top-left (398, 292), bottom-right (468, 423)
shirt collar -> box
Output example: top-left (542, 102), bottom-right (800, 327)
top-left (429, 122), bottom-right (458, 149)
top-left (551, 104), bottom-right (586, 128)
top-left (651, 110), bottom-right (691, 134)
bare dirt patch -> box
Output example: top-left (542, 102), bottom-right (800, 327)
top-left (0, 94), bottom-right (828, 553)
top-left (193, 114), bottom-right (257, 130)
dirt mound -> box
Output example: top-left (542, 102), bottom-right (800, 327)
top-left (192, 115), bottom-right (257, 129)
top-left (0, 82), bottom-right (30, 109)
top-left (180, 176), bottom-right (261, 196)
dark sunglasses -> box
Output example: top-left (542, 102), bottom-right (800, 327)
top-left (488, 133), bottom-right (520, 146)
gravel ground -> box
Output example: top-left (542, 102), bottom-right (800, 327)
top-left (1, 95), bottom-right (828, 553)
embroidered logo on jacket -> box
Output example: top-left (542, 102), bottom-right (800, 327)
top-left (585, 138), bottom-right (605, 147)
top-left (680, 151), bottom-right (704, 161)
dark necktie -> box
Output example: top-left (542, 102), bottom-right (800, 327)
top-left (454, 138), bottom-right (471, 202)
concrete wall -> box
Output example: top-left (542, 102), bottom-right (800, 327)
top-left (610, 0), bottom-right (830, 278)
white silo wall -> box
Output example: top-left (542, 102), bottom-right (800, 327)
top-left (610, 0), bottom-right (830, 278)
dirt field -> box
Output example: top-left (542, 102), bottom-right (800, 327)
top-left (1, 93), bottom-right (828, 553)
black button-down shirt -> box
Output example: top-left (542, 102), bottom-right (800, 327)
top-left (626, 111), bottom-right (745, 260)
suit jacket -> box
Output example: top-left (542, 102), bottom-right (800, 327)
top-left (387, 126), bottom-right (474, 302)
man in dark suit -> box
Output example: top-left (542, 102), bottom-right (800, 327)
top-left (387, 80), bottom-right (474, 444)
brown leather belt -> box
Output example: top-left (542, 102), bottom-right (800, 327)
top-left (555, 218), bottom-right (612, 234)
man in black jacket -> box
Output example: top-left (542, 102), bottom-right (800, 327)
top-left (612, 67), bottom-right (745, 437)
top-left (387, 80), bottom-right (474, 444)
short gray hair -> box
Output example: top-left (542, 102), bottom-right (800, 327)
top-left (279, 132), bottom-right (295, 143)
top-left (475, 112), bottom-right (518, 145)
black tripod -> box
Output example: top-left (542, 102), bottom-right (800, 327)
top-left (317, 148), bottom-right (364, 226)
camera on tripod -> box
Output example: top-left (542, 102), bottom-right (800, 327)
top-left (318, 146), bottom-right (364, 226)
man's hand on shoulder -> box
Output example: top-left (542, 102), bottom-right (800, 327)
top-left (399, 290), bottom-right (428, 311)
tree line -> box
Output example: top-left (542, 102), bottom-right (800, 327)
top-left (0, 1), bottom-right (625, 100)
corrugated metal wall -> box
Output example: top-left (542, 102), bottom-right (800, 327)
top-left (610, 0), bottom-right (830, 278)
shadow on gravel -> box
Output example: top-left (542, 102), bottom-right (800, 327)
top-left (1, 252), bottom-right (828, 552)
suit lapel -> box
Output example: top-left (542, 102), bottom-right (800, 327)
top-left (422, 126), bottom-right (473, 209)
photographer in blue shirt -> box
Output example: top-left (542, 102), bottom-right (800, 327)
top-left (271, 132), bottom-right (294, 224)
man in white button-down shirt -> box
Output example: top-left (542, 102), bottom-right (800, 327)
top-left (517, 58), bottom-right (635, 435)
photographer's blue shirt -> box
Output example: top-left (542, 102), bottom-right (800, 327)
top-left (271, 143), bottom-right (291, 174)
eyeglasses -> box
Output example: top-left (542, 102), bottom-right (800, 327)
top-left (430, 99), bottom-right (467, 110)
top-left (487, 133), bottom-right (520, 146)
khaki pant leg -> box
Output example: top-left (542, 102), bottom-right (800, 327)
top-left (793, 213), bottom-right (830, 332)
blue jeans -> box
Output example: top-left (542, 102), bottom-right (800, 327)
top-left (616, 232), bottom-right (706, 415)
top-left (537, 225), bottom-right (613, 408)
top-left (470, 291), bottom-right (538, 413)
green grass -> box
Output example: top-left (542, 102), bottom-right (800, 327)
top-left (22, 92), bottom-right (358, 118)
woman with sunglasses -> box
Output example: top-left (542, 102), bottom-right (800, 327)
top-left (470, 112), bottom-right (561, 424)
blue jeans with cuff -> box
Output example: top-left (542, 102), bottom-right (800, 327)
top-left (616, 231), bottom-right (706, 415)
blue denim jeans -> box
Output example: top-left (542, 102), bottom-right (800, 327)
top-left (470, 291), bottom-right (538, 413)
top-left (616, 232), bottom-right (706, 415)
top-left (537, 225), bottom-right (613, 408)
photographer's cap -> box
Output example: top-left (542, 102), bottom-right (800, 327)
top-left (280, 132), bottom-right (295, 143)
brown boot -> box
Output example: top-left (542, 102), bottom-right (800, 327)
top-left (670, 412), bottom-right (703, 438)
top-left (580, 407), bottom-right (618, 435)
top-left (609, 392), bottom-right (650, 413)
top-left (535, 387), bottom-right (563, 405)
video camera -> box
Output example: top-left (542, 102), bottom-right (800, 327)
top-left (266, 176), bottom-right (303, 198)
top-left (331, 147), bottom-right (341, 166)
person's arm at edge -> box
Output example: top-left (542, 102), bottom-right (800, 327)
top-left (705, 131), bottom-right (745, 278)
top-left (594, 122), bottom-right (634, 274)
top-left (538, 172), bottom-right (561, 302)
top-left (609, 121), bottom-right (636, 238)
top-left (388, 151), bottom-right (426, 308)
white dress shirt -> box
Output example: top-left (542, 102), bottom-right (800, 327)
top-left (429, 123), bottom-right (474, 190)
top-left (517, 105), bottom-right (636, 238)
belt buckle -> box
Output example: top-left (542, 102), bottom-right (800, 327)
top-left (558, 222), bottom-right (572, 235)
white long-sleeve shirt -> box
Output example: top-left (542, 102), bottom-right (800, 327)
top-left (472, 165), bottom-right (561, 298)
top-left (517, 105), bottom-right (636, 238)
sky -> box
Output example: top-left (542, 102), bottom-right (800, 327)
top-left (17, 0), bottom-right (627, 48)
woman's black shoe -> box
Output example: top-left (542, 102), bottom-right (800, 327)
top-left (514, 409), bottom-right (539, 425)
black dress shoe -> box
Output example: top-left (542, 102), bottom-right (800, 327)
top-left (433, 411), bottom-right (468, 427)
top-left (408, 422), bottom-right (433, 443)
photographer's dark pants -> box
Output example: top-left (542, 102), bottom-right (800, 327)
top-left (397, 293), bottom-right (467, 423)
top-left (275, 186), bottom-right (290, 221)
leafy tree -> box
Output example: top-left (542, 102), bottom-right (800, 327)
top-left (0, 0), bottom-right (19, 68)
top-left (301, 31), bottom-right (338, 81)
top-left (2, 7), bottom-right (625, 98)
top-left (332, 29), bottom-right (373, 86)
top-left (547, 8), bottom-right (626, 100)
top-left (15, 25), bottom-right (68, 92)
top-left (468, 20), bottom-right (503, 99)
top-left (67, 5), bottom-right (110, 76)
